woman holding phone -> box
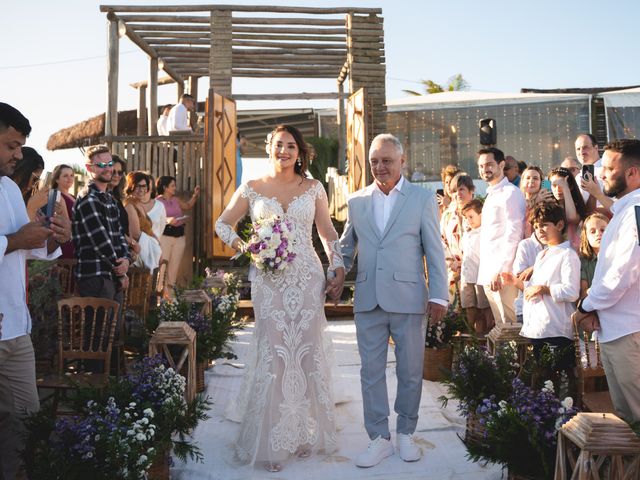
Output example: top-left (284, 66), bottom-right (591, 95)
top-left (156, 176), bottom-right (200, 297)
top-left (50, 164), bottom-right (76, 258)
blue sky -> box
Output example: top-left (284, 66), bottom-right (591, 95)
top-left (2, 0), bottom-right (639, 170)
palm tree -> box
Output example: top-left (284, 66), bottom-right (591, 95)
top-left (403, 73), bottom-right (470, 96)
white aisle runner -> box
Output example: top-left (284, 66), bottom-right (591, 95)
top-left (172, 320), bottom-right (502, 480)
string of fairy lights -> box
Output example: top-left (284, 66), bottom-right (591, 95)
top-left (388, 100), bottom-right (591, 179)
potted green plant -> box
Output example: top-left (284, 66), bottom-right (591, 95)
top-left (423, 305), bottom-right (463, 381)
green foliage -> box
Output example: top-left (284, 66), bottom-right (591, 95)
top-left (403, 73), bottom-right (470, 96)
top-left (425, 305), bottom-right (462, 349)
top-left (306, 136), bottom-right (339, 187)
top-left (27, 260), bottom-right (61, 363)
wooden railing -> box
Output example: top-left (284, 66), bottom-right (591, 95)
top-left (326, 167), bottom-right (349, 222)
top-left (105, 135), bottom-right (205, 193)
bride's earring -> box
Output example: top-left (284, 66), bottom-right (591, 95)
top-left (296, 159), bottom-right (302, 167)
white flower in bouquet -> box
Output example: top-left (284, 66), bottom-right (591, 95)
top-left (245, 215), bottom-right (296, 272)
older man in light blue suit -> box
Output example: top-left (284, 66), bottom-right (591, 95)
top-left (338, 133), bottom-right (448, 468)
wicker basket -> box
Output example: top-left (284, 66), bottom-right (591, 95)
top-left (423, 346), bottom-right (453, 381)
top-left (196, 360), bottom-right (207, 393)
top-left (464, 411), bottom-right (487, 447)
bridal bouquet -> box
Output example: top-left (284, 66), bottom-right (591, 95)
top-left (245, 215), bottom-right (296, 272)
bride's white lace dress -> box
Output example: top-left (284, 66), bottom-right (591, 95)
top-left (215, 180), bottom-right (342, 467)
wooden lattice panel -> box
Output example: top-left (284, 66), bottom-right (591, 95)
top-left (347, 88), bottom-right (368, 193)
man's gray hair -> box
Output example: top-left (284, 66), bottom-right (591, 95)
top-left (371, 133), bottom-right (404, 155)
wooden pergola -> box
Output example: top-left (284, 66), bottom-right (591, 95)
top-left (99, 3), bottom-right (386, 266)
top-left (100, 4), bottom-right (386, 150)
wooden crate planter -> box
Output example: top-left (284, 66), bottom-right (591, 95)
top-left (555, 412), bottom-right (640, 480)
top-left (147, 448), bottom-right (170, 480)
top-left (423, 346), bottom-right (453, 382)
top-left (182, 289), bottom-right (212, 316)
top-left (486, 322), bottom-right (529, 364)
top-left (149, 322), bottom-right (197, 402)
top-left (464, 411), bottom-right (487, 447)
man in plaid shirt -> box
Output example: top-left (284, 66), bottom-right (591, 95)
top-left (72, 145), bottom-right (130, 302)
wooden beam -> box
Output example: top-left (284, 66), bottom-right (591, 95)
top-left (132, 24), bottom-right (211, 32)
top-left (137, 85), bottom-right (147, 135)
top-left (139, 31), bottom-right (206, 38)
top-left (209, 10), bottom-right (232, 95)
top-left (233, 26), bottom-right (347, 34)
top-left (233, 33), bottom-right (346, 42)
top-left (117, 15), bottom-right (211, 23)
top-left (101, 5), bottom-right (381, 14)
top-left (106, 16), bottom-right (119, 136)
top-left (232, 18), bottom-right (345, 26)
top-left (232, 52), bottom-right (346, 61)
top-left (232, 40), bottom-right (346, 49)
top-left (233, 92), bottom-right (348, 101)
top-left (188, 76), bottom-right (198, 130)
top-left (148, 57), bottom-right (158, 135)
top-left (130, 76), bottom-right (175, 89)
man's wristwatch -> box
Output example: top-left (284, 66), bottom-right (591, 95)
top-left (576, 298), bottom-right (590, 314)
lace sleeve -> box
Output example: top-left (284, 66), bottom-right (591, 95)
top-left (313, 182), bottom-right (344, 269)
top-left (215, 218), bottom-right (242, 249)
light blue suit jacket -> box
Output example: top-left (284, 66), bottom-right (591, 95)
top-left (340, 180), bottom-right (448, 314)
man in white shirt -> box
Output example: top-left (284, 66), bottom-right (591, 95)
top-left (167, 94), bottom-right (195, 133)
top-left (476, 147), bottom-right (526, 324)
top-left (340, 134), bottom-right (447, 468)
top-left (0, 103), bottom-right (71, 479)
top-left (574, 133), bottom-right (613, 214)
top-left (156, 104), bottom-right (172, 136)
top-left (574, 138), bottom-right (640, 423)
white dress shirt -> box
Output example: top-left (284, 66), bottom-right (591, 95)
top-left (157, 114), bottom-right (169, 136)
top-left (460, 227), bottom-right (481, 284)
top-left (0, 177), bottom-right (61, 341)
top-left (477, 176), bottom-right (526, 285)
top-left (167, 103), bottom-right (191, 132)
top-left (582, 188), bottom-right (640, 343)
top-left (512, 234), bottom-right (545, 316)
top-left (371, 175), bottom-right (404, 233)
top-left (521, 241), bottom-right (580, 340)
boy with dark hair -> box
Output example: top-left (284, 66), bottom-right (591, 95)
top-left (501, 203), bottom-right (580, 368)
top-left (460, 199), bottom-right (493, 333)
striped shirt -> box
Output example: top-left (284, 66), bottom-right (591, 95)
top-left (72, 182), bottom-right (130, 280)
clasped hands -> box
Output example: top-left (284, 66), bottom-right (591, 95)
top-left (325, 267), bottom-right (345, 305)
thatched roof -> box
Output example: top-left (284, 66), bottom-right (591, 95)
top-left (47, 109), bottom-right (140, 150)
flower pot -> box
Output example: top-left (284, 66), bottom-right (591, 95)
top-left (147, 449), bottom-right (170, 480)
top-left (464, 411), bottom-right (487, 447)
top-left (423, 346), bottom-right (453, 381)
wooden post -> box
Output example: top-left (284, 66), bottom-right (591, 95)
top-left (148, 57), bottom-right (159, 135)
top-left (209, 10), bottom-right (232, 96)
top-left (177, 79), bottom-right (185, 100)
top-left (137, 85), bottom-right (147, 135)
top-left (337, 81), bottom-right (347, 173)
top-left (106, 15), bottom-right (120, 136)
top-left (188, 76), bottom-right (199, 131)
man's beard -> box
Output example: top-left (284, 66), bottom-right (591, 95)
top-left (603, 173), bottom-right (627, 198)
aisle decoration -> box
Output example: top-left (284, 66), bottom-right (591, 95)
top-left (23, 355), bottom-right (210, 480)
top-left (423, 305), bottom-right (464, 381)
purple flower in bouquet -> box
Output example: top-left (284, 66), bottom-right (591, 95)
top-left (245, 215), bottom-right (296, 272)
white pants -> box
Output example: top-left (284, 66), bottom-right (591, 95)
top-left (483, 284), bottom-right (518, 324)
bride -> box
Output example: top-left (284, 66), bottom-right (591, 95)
top-left (214, 125), bottom-right (345, 472)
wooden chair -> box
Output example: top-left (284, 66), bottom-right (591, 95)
top-left (36, 297), bottom-right (119, 413)
top-left (53, 259), bottom-right (77, 297)
top-left (573, 318), bottom-right (615, 413)
top-left (124, 266), bottom-right (153, 322)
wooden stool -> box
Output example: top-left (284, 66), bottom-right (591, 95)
top-left (149, 322), bottom-right (197, 402)
top-left (486, 322), bottom-right (529, 364)
top-left (182, 289), bottom-right (213, 316)
top-left (555, 412), bottom-right (640, 480)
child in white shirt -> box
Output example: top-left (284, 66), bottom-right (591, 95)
top-left (460, 199), bottom-right (493, 334)
top-left (501, 202), bottom-right (580, 369)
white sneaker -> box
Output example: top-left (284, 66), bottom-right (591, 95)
top-left (354, 436), bottom-right (394, 468)
top-left (397, 433), bottom-right (421, 462)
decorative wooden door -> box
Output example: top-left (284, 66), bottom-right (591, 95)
top-left (346, 88), bottom-right (368, 193)
top-left (205, 89), bottom-right (237, 258)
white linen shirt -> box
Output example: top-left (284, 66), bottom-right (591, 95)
top-left (0, 177), bottom-right (61, 341)
top-left (582, 188), bottom-right (640, 343)
top-left (167, 103), bottom-right (191, 132)
top-left (512, 234), bottom-right (545, 316)
top-left (477, 176), bottom-right (526, 285)
top-left (460, 227), bottom-right (481, 284)
top-left (521, 241), bottom-right (580, 340)
top-left (372, 175), bottom-right (404, 233)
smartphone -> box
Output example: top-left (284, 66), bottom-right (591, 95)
top-left (436, 188), bottom-right (445, 197)
top-left (43, 188), bottom-right (58, 225)
top-left (541, 179), bottom-right (552, 191)
top-left (582, 164), bottom-right (595, 180)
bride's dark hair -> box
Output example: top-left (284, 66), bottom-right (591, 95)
top-left (266, 124), bottom-right (312, 180)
